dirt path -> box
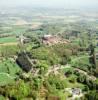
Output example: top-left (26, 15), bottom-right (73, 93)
top-left (45, 63), bottom-right (96, 80)
top-left (45, 64), bottom-right (71, 76)
top-left (71, 55), bottom-right (91, 63)
top-left (71, 55), bottom-right (96, 80)
top-left (75, 68), bottom-right (96, 80)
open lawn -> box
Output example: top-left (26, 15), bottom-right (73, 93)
top-left (0, 74), bottom-right (15, 86)
top-left (0, 45), bottom-right (19, 57)
top-left (0, 36), bottom-right (17, 43)
top-left (0, 59), bottom-right (21, 86)
top-left (0, 59), bottom-right (21, 75)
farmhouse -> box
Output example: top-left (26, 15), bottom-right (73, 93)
top-left (42, 35), bottom-right (69, 45)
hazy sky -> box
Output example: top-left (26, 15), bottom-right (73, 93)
top-left (0, 0), bottom-right (98, 9)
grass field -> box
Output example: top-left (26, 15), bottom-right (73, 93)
top-left (0, 95), bottom-right (5, 100)
top-left (0, 59), bottom-right (21, 74)
top-left (0, 45), bottom-right (19, 57)
top-left (10, 28), bottom-right (26, 34)
top-left (0, 59), bottom-right (21, 86)
top-left (0, 74), bottom-right (15, 86)
top-left (0, 36), bottom-right (17, 43)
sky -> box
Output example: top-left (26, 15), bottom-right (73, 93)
top-left (0, 0), bottom-right (98, 9)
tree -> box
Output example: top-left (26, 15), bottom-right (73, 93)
top-left (85, 90), bottom-right (98, 100)
top-left (77, 74), bottom-right (86, 83)
top-left (5, 80), bottom-right (31, 99)
top-left (69, 75), bottom-right (77, 83)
